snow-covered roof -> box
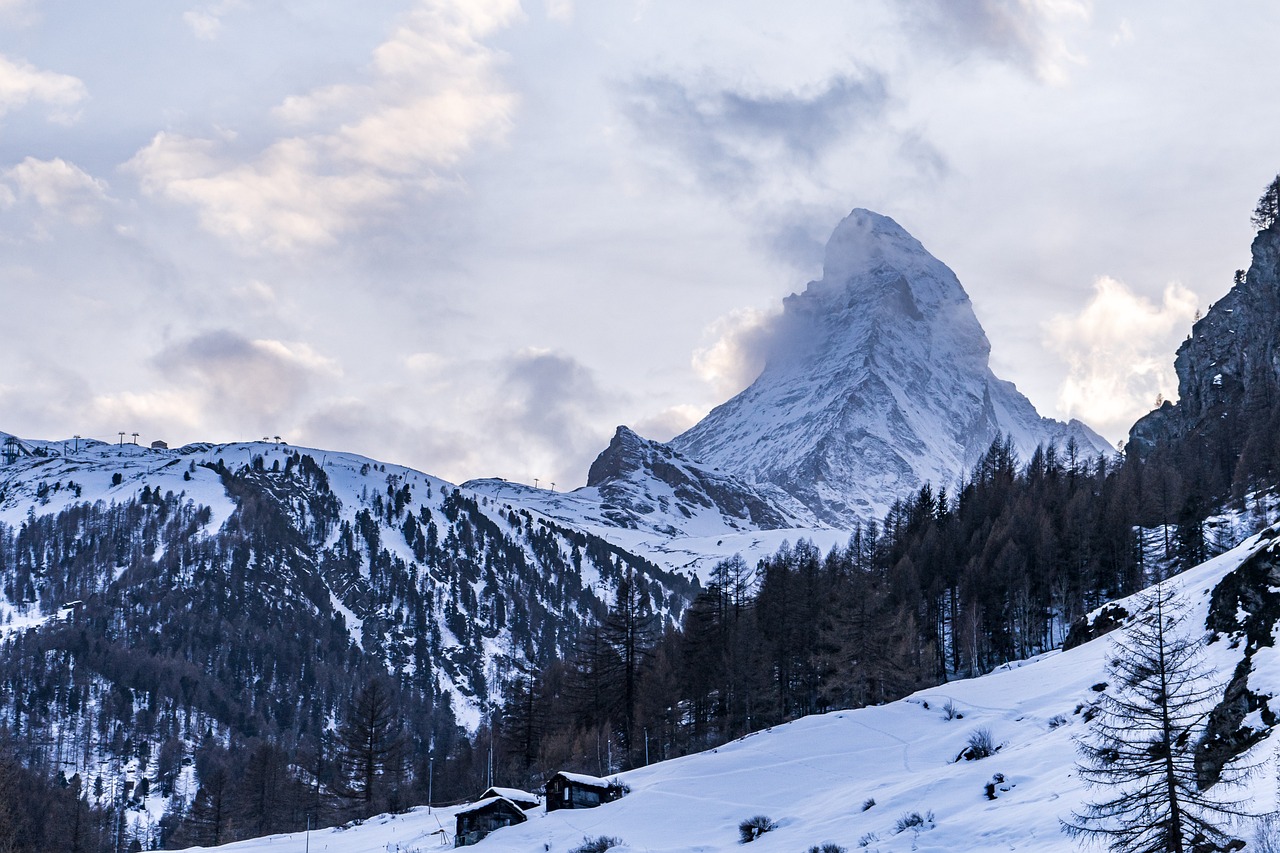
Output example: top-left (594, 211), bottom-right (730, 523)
top-left (454, 796), bottom-right (527, 818)
top-left (481, 787), bottom-right (539, 804)
top-left (550, 771), bottom-right (611, 789)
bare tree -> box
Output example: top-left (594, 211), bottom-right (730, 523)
top-left (1064, 582), bottom-right (1249, 852)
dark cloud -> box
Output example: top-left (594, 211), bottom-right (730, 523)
top-left (620, 70), bottom-right (890, 193)
top-left (495, 349), bottom-right (612, 482)
top-left (898, 0), bottom-right (1086, 80)
top-left (153, 329), bottom-right (338, 427)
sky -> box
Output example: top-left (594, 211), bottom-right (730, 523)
top-left (1, 0), bottom-right (1278, 490)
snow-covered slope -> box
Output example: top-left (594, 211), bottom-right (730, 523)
top-left (673, 210), bottom-right (1111, 527)
top-left (0, 435), bottom-right (705, 729)
top-left (185, 527), bottom-right (1280, 853)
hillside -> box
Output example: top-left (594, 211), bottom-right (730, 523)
top-left (181, 525), bottom-right (1280, 852)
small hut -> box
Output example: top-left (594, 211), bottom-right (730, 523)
top-left (479, 787), bottom-right (540, 810)
top-left (544, 772), bottom-right (624, 812)
top-left (454, 796), bottom-right (527, 847)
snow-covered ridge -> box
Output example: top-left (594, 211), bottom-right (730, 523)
top-left (672, 209), bottom-right (1111, 527)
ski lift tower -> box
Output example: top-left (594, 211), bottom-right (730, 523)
top-left (3, 436), bottom-right (19, 466)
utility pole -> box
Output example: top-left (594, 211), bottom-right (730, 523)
top-left (118, 432), bottom-right (125, 446)
top-left (534, 478), bottom-right (539, 489)
top-left (550, 482), bottom-right (556, 492)
top-left (428, 738), bottom-right (434, 813)
top-left (131, 433), bottom-right (139, 445)
top-left (73, 435), bottom-right (80, 453)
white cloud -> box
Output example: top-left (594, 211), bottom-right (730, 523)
top-left (2, 156), bottom-right (108, 223)
top-left (1046, 276), bottom-right (1198, 441)
top-left (0, 54), bottom-right (86, 121)
top-left (183, 0), bottom-right (243, 40)
top-left (545, 0), bottom-right (573, 22)
top-left (692, 306), bottom-right (779, 398)
top-left (128, 0), bottom-right (518, 252)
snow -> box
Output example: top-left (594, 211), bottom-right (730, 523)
top-left (176, 526), bottom-right (1280, 853)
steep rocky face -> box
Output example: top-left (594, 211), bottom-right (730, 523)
top-left (584, 425), bottom-right (818, 533)
top-left (1129, 222), bottom-right (1280, 466)
top-left (672, 209), bottom-right (1109, 527)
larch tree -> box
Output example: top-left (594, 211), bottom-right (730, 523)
top-left (338, 677), bottom-right (406, 818)
top-left (1064, 582), bottom-right (1249, 853)
top-left (1253, 173), bottom-right (1280, 231)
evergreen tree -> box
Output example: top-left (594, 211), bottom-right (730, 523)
top-left (1253, 173), bottom-right (1280, 231)
top-left (337, 677), bottom-right (406, 818)
top-left (1065, 583), bottom-right (1248, 852)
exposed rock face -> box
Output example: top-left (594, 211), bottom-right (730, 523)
top-left (584, 425), bottom-right (818, 534)
top-left (1129, 222), bottom-right (1280, 462)
top-left (672, 209), bottom-right (1110, 527)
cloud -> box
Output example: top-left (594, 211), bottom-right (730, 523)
top-left (182, 1), bottom-right (243, 40)
top-left (2, 157), bottom-right (108, 224)
top-left (630, 404), bottom-right (702, 442)
top-left (339, 347), bottom-right (617, 488)
top-left (127, 0), bottom-right (519, 251)
top-left (153, 330), bottom-right (342, 428)
top-left (899, 0), bottom-right (1092, 83)
top-left (692, 306), bottom-right (781, 398)
top-left (0, 54), bottom-right (87, 121)
top-left (620, 70), bottom-right (889, 195)
top-left (1045, 276), bottom-right (1198, 441)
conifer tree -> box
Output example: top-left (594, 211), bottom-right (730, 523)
top-left (337, 677), bottom-right (406, 818)
top-left (1064, 583), bottom-right (1248, 852)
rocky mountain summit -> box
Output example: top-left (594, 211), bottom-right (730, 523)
top-left (672, 209), bottom-right (1110, 527)
top-left (583, 425), bottom-right (818, 533)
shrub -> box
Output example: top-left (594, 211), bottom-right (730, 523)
top-left (806, 845), bottom-right (846, 853)
top-left (738, 815), bottom-right (777, 843)
top-left (942, 700), bottom-right (962, 720)
top-left (856, 833), bottom-right (879, 848)
top-left (957, 727), bottom-right (998, 761)
top-left (861, 797), bottom-right (875, 811)
top-left (892, 811), bottom-right (935, 835)
top-left (569, 837), bottom-right (622, 853)
top-left (1047, 714), bottom-right (1068, 730)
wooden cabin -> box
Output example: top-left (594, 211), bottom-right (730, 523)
top-left (544, 771), bottom-right (623, 812)
top-left (454, 796), bottom-right (527, 847)
top-left (479, 787), bottom-right (540, 810)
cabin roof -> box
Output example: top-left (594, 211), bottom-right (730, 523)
top-left (550, 771), bottom-right (612, 789)
top-left (455, 796), bottom-right (527, 818)
top-left (481, 786), bottom-right (539, 804)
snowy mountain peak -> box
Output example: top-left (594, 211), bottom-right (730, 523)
top-left (818, 209), bottom-right (960, 304)
top-left (673, 208), bottom-right (1111, 527)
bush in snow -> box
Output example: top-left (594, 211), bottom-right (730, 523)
top-left (861, 797), bottom-right (875, 811)
top-left (569, 836), bottom-right (623, 853)
top-left (738, 815), bottom-right (777, 843)
top-left (856, 832), bottom-right (879, 848)
top-left (957, 726), bottom-right (998, 761)
top-left (942, 699), bottom-right (962, 720)
top-left (892, 811), bottom-right (934, 834)
top-left (806, 844), bottom-right (846, 853)
top-left (1047, 714), bottom-right (1068, 730)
